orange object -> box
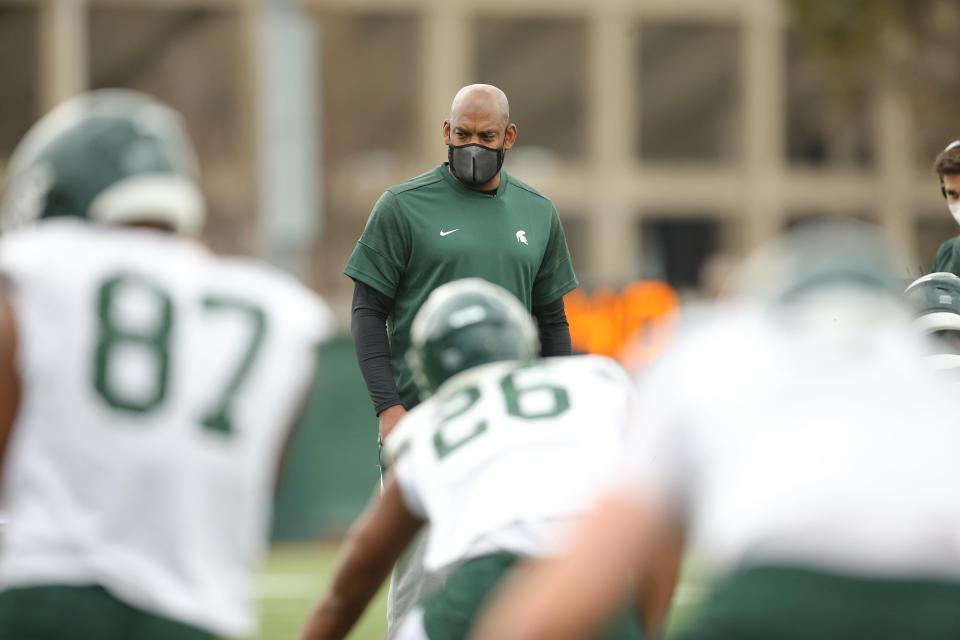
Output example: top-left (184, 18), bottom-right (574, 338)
top-left (564, 282), bottom-right (679, 372)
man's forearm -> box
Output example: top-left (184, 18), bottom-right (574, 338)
top-left (378, 404), bottom-right (407, 441)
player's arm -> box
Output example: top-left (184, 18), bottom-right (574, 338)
top-left (350, 280), bottom-right (407, 438)
top-left (299, 474), bottom-right (424, 640)
top-left (633, 511), bottom-right (683, 639)
top-left (0, 292), bottom-right (20, 482)
top-left (472, 490), bottom-right (671, 640)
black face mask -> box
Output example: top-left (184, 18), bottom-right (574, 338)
top-left (447, 143), bottom-right (505, 187)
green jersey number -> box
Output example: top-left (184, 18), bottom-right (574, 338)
top-left (95, 274), bottom-right (173, 414)
top-left (501, 370), bottom-right (571, 419)
top-left (433, 368), bottom-right (571, 459)
top-left (433, 387), bottom-right (487, 459)
top-left (199, 296), bottom-right (266, 434)
top-left (93, 272), bottom-right (267, 436)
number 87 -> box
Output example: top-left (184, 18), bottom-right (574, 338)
top-left (93, 272), bottom-right (266, 436)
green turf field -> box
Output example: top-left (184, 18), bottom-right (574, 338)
top-left (256, 543), bottom-right (388, 639)
top-left (256, 543), bottom-right (704, 639)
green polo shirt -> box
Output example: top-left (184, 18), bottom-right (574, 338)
top-left (933, 236), bottom-right (960, 276)
top-left (345, 163), bottom-right (579, 409)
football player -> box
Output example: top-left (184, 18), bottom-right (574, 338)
top-left (904, 271), bottom-right (960, 372)
top-left (299, 279), bottom-right (658, 640)
top-left (475, 221), bottom-right (960, 640)
top-left (0, 90), bottom-right (334, 640)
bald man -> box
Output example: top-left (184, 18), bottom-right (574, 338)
top-left (344, 84), bottom-right (579, 630)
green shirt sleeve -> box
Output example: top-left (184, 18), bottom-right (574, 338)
top-left (532, 206), bottom-right (579, 306)
top-left (933, 238), bottom-right (956, 274)
top-left (343, 191), bottom-right (411, 298)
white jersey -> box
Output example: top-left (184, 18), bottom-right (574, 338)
top-left (626, 304), bottom-right (960, 582)
top-left (0, 219), bottom-right (334, 637)
top-left (385, 355), bottom-right (635, 574)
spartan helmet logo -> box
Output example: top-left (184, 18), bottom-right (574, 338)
top-left (516, 230), bottom-right (528, 245)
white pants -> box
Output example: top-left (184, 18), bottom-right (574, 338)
top-left (386, 527), bottom-right (445, 633)
top-left (390, 606), bottom-right (427, 640)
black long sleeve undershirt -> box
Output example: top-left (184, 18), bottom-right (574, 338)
top-left (351, 281), bottom-right (402, 415)
top-left (533, 296), bottom-right (573, 357)
top-left (350, 280), bottom-right (574, 415)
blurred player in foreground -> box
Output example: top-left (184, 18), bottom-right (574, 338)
top-left (0, 90), bottom-right (334, 639)
top-left (475, 221), bottom-right (960, 640)
top-left (301, 279), bottom-right (658, 640)
top-left (904, 271), bottom-right (960, 374)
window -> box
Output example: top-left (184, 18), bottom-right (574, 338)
top-left (475, 17), bottom-right (587, 159)
top-left (318, 12), bottom-right (421, 159)
top-left (637, 22), bottom-right (742, 162)
top-left (0, 6), bottom-right (39, 161)
top-left (639, 217), bottom-right (721, 291)
top-left (785, 29), bottom-right (873, 167)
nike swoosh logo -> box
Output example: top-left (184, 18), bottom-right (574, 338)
top-left (440, 229), bottom-right (460, 236)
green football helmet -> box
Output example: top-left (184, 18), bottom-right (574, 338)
top-left (904, 272), bottom-right (960, 333)
top-left (407, 278), bottom-right (539, 396)
top-left (904, 273), bottom-right (960, 370)
top-left (1, 89), bottom-right (204, 234)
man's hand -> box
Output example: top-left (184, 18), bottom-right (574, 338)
top-left (378, 404), bottom-right (407, 440)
